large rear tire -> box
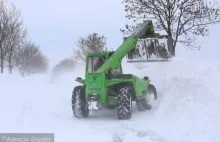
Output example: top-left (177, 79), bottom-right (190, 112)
top-left (136, 84), bottom-right (157, 111)
top-left (72, 86), bottom-right (89, 118)
top-left (117, 86), bottom-right (132, 120)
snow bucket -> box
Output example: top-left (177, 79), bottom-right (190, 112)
top-left (126, 36), bottom-right (173, 62)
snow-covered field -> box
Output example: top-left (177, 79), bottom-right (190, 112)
top-left (0, 58), bottom-right (220, 142)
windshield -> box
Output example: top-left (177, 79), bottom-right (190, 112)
top-left (111, 66), bottom-right (122, 76)
top-left (88, 56), bottom-right (106, 73)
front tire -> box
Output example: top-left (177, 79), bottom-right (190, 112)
top-left (136, 84), bottom-right (157, 111)
top-left (117, 86), bottom-right (132, 120)
top-left (72, 86), bottom-right (89, 118)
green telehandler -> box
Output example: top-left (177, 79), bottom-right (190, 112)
top-left (72, 20), bottom-right (173, 119)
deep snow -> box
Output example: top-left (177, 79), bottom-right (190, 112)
top-left (0, 58), bottom-right (220, 142)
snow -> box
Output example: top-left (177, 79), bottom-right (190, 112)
top-left (1, 57), bottom-right (220, 142)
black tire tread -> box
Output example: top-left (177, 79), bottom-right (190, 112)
top-left (72, 86), bottom-right (89, 118)
top-left (117, 86), bottom-right (132, 120)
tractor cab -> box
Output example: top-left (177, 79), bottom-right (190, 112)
top-left (86, 52), bottom-right (123, 78)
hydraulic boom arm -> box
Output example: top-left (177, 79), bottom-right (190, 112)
top-left (96, 20), bottom-right (155, 73)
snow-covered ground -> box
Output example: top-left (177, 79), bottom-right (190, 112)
top-left (0, 58), bottom-right (220, 142)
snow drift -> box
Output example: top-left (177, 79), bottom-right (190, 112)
top-left (0, 58), bottom-right (220, 142)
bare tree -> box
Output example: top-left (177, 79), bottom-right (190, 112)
top-left (4, 4), bottom-right (27, 73)
top-left (0, 0), bottom-right (9, 73)
top-left (15, 41), bottom-right (48, 77)
top-left (73, 33), bottom-right (108, 63)
top-left (0, 0), bottom-right (27, 73)
top-left (121, 0), bottom-right (220, 56)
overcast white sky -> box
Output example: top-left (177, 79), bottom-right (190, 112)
top-left (8, 0), bottom-right (220, 66)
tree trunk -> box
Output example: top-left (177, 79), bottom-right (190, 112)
top-left (172, 46), bottom-right (176, 57)
top-left (1, 58), bottom-right (3, 73)
top-left (0, 44), bottom-right (4, 73)
top-left (172, 38), bottom-right (177, 57)
top-left (169, 37), bottom-right (176, 57)
top-left (9, 50), bottom-right (13, 73)
top-left (9, 62), bottom-right (12, 73)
